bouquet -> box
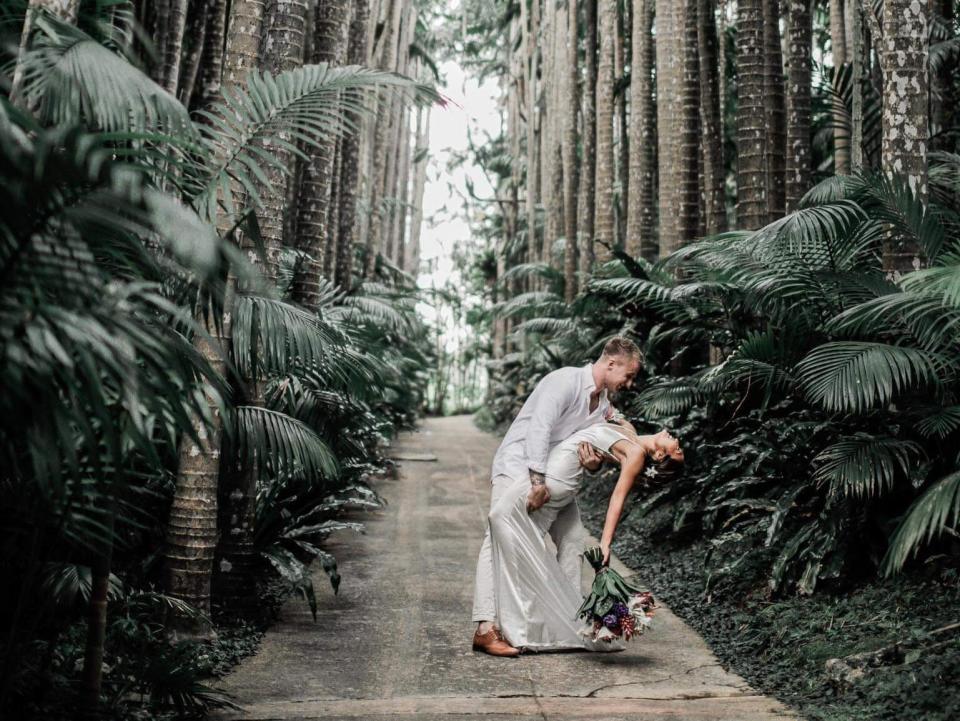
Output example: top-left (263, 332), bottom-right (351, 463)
top-left (577, 546), bottom-right (656, 642)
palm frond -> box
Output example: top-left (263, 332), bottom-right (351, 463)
top-left (234, 406), bottom-right (338, 483)
top-left (796, 342), bottom-right (945, 414)
top-left (883, 471), bottom-right (960, 574)
top-left (16, 14), bottom-right (195, 134)
top-left (813, 435), bottom-right (924, 498)
top-left (189, 65), bottom-right (438, 220)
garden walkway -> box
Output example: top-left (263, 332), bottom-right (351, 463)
top-left (216, 415), bottom-right (794, 720)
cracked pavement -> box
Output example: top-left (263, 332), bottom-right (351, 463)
top-left (215, 415), bottom-right (794, 720)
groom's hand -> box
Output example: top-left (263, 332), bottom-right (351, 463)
top-left (578, 442), bottom-right (603, 472)
top-left (526, 472), bottom-right (550, 512)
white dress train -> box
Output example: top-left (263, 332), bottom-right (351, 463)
top-left (488, 423), bottom-right (629, 651)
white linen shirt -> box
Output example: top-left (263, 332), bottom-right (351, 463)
top-left (490, 364), bottom-right (615, 482)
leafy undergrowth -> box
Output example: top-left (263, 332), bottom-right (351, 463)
top-left (580, 480), bottom-right (960, 721)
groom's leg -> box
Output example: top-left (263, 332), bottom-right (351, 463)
top-left (471, 474), bottom-right (515, 623)
top-left (550, 499), bottom-right (586, 592)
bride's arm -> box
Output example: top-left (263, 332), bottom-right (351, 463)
top-left (599, 446), bottom-right (646, 565)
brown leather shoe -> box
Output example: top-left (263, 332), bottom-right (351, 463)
top-left (472, 627), bottom-right (520, 657)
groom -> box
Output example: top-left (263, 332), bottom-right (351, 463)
top-left (471, 337), bottom-right (642, 656)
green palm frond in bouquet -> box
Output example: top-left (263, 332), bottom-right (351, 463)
top-left (577, 547), bottom-right (657, 642)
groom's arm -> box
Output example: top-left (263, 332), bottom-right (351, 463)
top-left (523, 373), bottom-right (575, 506)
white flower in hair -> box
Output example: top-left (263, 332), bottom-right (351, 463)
top-left (643, 466), bottom-right (659, 479)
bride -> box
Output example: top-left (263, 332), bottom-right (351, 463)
top-left (487, 422), bottom-right (684, 652)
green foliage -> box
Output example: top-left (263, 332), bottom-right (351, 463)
top-left (486, 170), bottom-right (960, 596)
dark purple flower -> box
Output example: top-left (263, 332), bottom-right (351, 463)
top-left (602, 614), bottom-right (618, 628)
top-left (614, 603), bottom-right (629, 618)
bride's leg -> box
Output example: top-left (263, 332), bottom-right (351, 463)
top-left (550, 499), bottom-right (585, 592)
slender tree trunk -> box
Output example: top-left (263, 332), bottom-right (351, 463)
top-left (736, 0), bottom-right (768, 229)
top-left (12, 0), bottom-right (80, 105)
top-left (785, 0), bottom-right (813, 210)
top-left (334, 0), bottom-right (369, 290)
top-left (881, 0), bottom-right (929, 274)
top-left (294, 0), bottom-right (351, 308)
top-left (656, 0), bottom-right (682, 253)
top-left (594, 0), bottom-right (616, 261)
top-left (698, 0), bottom-right (726, 234)
top-left (541, 0), bottom-right (557, 269)
top-left (849, 0), bottom-right (864, 171)
top-left (365, 0), bottom-right (404, 276)
top-left (177, 0), bottom-right (210, 106)
top-left (562, 0), bottom-right (579, 300)
top-left (194, 0), bottom-right (227, 112)
top-left (408, 105), bottom-right (430, 275)
top-left (394, 106), bottom-right (413, 269)
top-left (167, 0), bottom-right (266, 632)
top-left (676, 0), bottom-right (701, 249)
top-left (524, 0), bottom-right (542, 274)
top-left (577, 0), bottom-right (598, 281)
top-left (157, 0), bottom-right (189, 96)
top-left (615, 1), bottom-right (629, 250)
top-left (763, 0), bottom-right (786, 219)
top-left (628, 0), bottom-right (657, 260)
top-left (831, 0), bottom-right (851, 174)
top-left (326, 137), bottom-right (343, 277)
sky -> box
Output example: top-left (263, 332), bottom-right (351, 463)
top-left (415, 57), bottom-right (501, 350)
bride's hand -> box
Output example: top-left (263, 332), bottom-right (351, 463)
top-left (600, 542), bottom-right (611, 566)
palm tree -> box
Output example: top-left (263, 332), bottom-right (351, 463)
top-left (294, 0), bottom-right (351, 309)
top-left (562, 0), bottom-right (579, 300)
top-left (763, 0), bottom-right (786, 219)
top-left (676, 0), bottom-right (701, 251)
top-left (656, 0), bottom-right (681, 252)
top-left (831, 0), bottom-right (851, 174)
top-left (627, 0), bottom-right (657, 260)
top-left (736, 0), bottom-right (768, 229)
top-left (577, 0), bottom-right (598, 280)
top-left (785, 0), bottom-right (813, 210)
top-left (699, 0), bottom-right (726, 235)
top-left (594, 0), bottom-right (617, 261)
top-left (335, 0), bottom-right (370, 289)
top-left (880, 0), bottom-right (930, 274)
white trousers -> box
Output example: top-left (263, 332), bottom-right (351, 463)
top-left (471, 474), bottom-right (585, 623)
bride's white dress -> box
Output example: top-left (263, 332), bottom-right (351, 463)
top-left (488, 422), bottom-right (630, 651)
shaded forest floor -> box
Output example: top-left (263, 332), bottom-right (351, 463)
top-left (578, 477), bottom-right (960, 721)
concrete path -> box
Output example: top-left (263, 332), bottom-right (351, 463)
top-left (216, 415), bottom-right (794, 720)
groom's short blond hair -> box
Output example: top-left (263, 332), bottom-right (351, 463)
top-left (600, 336), bottom-right (642, 363)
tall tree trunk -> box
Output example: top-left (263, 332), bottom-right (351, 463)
top-left (831, 0), bottom-right (851, 174)
top-left (364, 0), bottom-right (403, 275)
top-left (848, 0), bottom-right (864, 171)
top-left (763, 0), bottom-right (786, 219)
top-left (326, 137), bottom-right (343, 277)
top-left (698, 0), bottom-right (726, 234)
top-left (736, 0), bottom-right (768, 229)
top-left (562, 0), bottom-right (579, 300)
top-left (393, 105), bottom-right (413, 268)
top-left (881, 0), bottom-right (929, 274)
top-left (656, 0), bottom-right (682, 253)
top-left (785, 0), bottom-right (813, 210)
top-left (628, 0), bottom-right (657, 260)
top-left (408, 105), bottom-right (430, 275)
top-left (194, 0), bottom-right (228, 112)
top-left (334, 0), bottom-right (370, 290)
top-left (615, 1), bottom-right (629, 249)
top-left (294, 0), bottom-right (351, 309)
top-left (166, 0), bottom-right (266, 633)
top-left (524, 0), bottom-right (542, 275)
top-left (156, 0), bottom-right (189, 96)
top-left (541, 0), bottom-right (557, 269)
top-left (177, 0), bottom-right (210, 106)
top-left (577, 0), bottom-right (598, 280)
top-left (675, 0), bottom-right (701, 250)
top-left (594, 0), bottom-right (617, 261)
